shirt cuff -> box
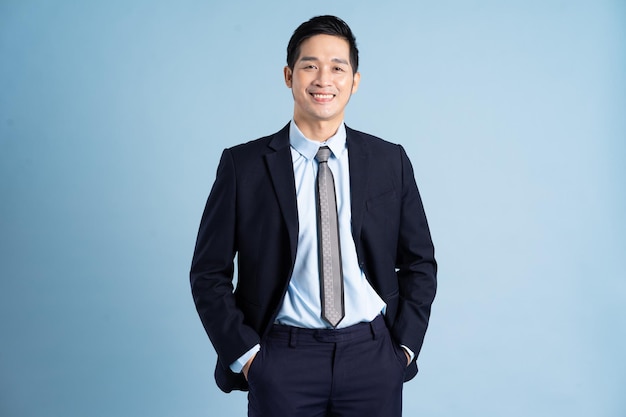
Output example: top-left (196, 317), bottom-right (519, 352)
top-left (400, 344), bottom-right (415, 362)
top-left (229, 344), bottom-right (261, 373)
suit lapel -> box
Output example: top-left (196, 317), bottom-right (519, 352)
top-left (265, 124), bottom-right (299, 259)
top-left (346, 127), bottom-right (370, 247)
top-left (263, 125), bottom-right (369, 262)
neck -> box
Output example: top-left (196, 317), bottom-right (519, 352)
top-left (293, 116), bottom-right (343, 142)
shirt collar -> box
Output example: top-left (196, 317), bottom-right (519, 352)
top-left (289, 120), bottom-right (347, 161)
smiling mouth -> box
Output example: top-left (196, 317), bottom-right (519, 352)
top-left (311, 93), bottom-right (335, 101)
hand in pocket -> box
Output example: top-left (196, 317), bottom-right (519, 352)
top-left (243, 352), bottom-right (257, 381)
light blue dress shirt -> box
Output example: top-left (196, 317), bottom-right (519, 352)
top-left (274, 121), bottom-right (386, 328)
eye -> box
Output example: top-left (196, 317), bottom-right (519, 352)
top-left (334, 66), bottom-right (346, 72)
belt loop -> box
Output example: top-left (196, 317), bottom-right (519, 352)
top-left (369, 319), bottom-right (379, 340)
top-left (289, 327), bottom-right (298, 348)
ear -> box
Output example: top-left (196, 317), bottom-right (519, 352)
top-left (284, 66), bottom-right (293, 88)
top-left (351, 71), bottom-right (361, 94)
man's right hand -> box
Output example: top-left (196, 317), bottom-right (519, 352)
top-left (242, 352), bottom-right (257, 381)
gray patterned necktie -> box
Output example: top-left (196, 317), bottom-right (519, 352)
top-left (315, 146), bottom-right (344, 328)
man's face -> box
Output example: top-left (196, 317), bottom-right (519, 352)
top-left (284, 34), bottom-right (360, 129)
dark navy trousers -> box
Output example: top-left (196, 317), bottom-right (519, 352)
top-left (246, 315), bottom-right (406, 417)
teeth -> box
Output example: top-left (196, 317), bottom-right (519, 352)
top-left (313, 94), bottom-right (333, 99)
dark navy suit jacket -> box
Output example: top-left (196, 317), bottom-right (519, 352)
top-left (190, 123), bottom-right (437, 393)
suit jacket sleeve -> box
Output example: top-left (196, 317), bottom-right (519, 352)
top-left (190, 148), bottom-right (260, 371)
top-left (391, 144), bottom-right (437, 361)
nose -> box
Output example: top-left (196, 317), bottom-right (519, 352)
top-left (314, 66), bottom-right (333, 87)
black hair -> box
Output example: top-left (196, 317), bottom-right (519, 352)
top-left (287, 15), bottom-right (359, 74)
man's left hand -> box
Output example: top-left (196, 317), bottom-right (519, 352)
top-left (402, 348), bottom-right (411, 366)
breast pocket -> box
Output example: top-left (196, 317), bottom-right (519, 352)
top-left (365, 190), bottom-right (397, 211)
top-left (363, 189), bottom-right (400, 245)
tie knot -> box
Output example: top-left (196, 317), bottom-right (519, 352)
top-left (315, 146), bottom-right (331, 163)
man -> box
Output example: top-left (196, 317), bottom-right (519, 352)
top-left (190, 15), bottom-right (437, 417)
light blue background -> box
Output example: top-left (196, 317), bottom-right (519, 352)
top-left (1, 1), bottom-right (624, 416)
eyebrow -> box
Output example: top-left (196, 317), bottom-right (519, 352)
top-left (299, 56), bottom-right (350, 66)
